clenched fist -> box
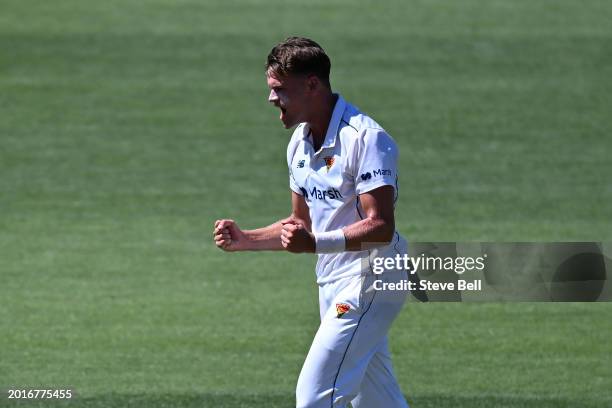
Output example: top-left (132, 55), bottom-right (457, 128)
top-left (213, 219), bottom-right (249, 251)
top-left (280, 217), bottom-right (315, 253)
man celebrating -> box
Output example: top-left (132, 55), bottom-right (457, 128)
top-left (214, 37), bottom-right (410, 408)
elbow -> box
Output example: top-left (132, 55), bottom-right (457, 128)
top-left (381, 223), bottom-right (395, 244)
top-left (375, 218), bottom-right (395, 245)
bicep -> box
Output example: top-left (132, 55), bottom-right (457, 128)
top-left (358, 185), bottom-right (395, 225)
top-left (291, 191), bottom-right (312, 230)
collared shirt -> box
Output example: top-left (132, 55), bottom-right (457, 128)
top-left (287, 94), bottom-right (407, 284)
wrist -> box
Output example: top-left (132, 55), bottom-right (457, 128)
top-left (240, 230), bottom-right (256, 251)
top-left (314, 229), bottom-right (346, 254)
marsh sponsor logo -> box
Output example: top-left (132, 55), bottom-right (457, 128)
top-left (373, 168), bottom-right (392, 177)
top-left (304, 186), bottom-right (343, 200)
top-left (360, 169), bottom-right (392, 181)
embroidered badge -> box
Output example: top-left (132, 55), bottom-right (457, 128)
top-left (324, 156), bottom-right (335, 172)
top-left (336, 303), bottom-right (350, 318)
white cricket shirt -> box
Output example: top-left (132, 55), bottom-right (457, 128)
top-left (287, 94), bottom-right (408, 284)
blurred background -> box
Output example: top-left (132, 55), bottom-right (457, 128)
top-left (1, 1), bottom-right (611, 407)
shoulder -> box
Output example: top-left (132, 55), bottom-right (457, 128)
top-left (286, 123), bottom-right (307, 165)
top-left (338, 102), bottom-right (397, 152)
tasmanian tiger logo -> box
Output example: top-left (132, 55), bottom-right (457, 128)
top-left (324, 156), bottom-right (335, 172)
top-left (336, 303), bottom-right (350, 318)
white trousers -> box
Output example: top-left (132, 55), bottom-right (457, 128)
top-left (296, 269), bottom-right (409, 408)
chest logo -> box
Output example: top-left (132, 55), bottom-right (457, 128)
top-left (303, 186), bottom-right (343, 201)
top-left (297, 160), bottom-right (305, 168)
top-left (324, 156), bottom-right (335, 172)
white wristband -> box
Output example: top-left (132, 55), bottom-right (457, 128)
top-left (314, 229), bottom-right (346, 254)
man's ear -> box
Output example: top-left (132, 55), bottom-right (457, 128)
top-left (306, 75), bottom-right (319, 91)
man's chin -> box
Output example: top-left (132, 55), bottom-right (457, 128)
top-left (281, 118), bottom-right (298, 129)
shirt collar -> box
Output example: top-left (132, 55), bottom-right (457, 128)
top-left (302, 94), bottom-right (346, 152)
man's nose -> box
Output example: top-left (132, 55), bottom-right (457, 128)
top-left (268, 89), bottom-right (279, 104)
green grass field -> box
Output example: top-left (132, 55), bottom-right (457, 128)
top-left (1, 1), bottom-right (611, 407)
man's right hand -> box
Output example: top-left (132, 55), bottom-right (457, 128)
top-left (214, 219), bottom-right (249, 251)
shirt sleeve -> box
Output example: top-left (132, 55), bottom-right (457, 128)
top-left (287, 128), bottom-right (304, 195)
top-left (354, 128), bottom-right (398, 195)
top-left (289, 170), bottom-right (303, 195)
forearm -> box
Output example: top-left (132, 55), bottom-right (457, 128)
top-left (243, 221), bottom-right (285, 251)
top-left (342, 217), bottom-right (394, 251)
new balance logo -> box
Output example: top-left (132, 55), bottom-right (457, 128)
top-left (297, 160), bottom-right (305, 168)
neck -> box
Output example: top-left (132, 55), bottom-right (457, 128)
top-left (308, 92), bottom-right (338, 151)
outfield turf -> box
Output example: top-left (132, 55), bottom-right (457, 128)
top-left (1, 0), bottom-right (611, 407)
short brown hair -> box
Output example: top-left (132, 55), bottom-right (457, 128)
top-left (266, 37), bottom-right (331, 88)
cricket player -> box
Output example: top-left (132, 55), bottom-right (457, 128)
top-left (214, 37), bottom-right (410, 408)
